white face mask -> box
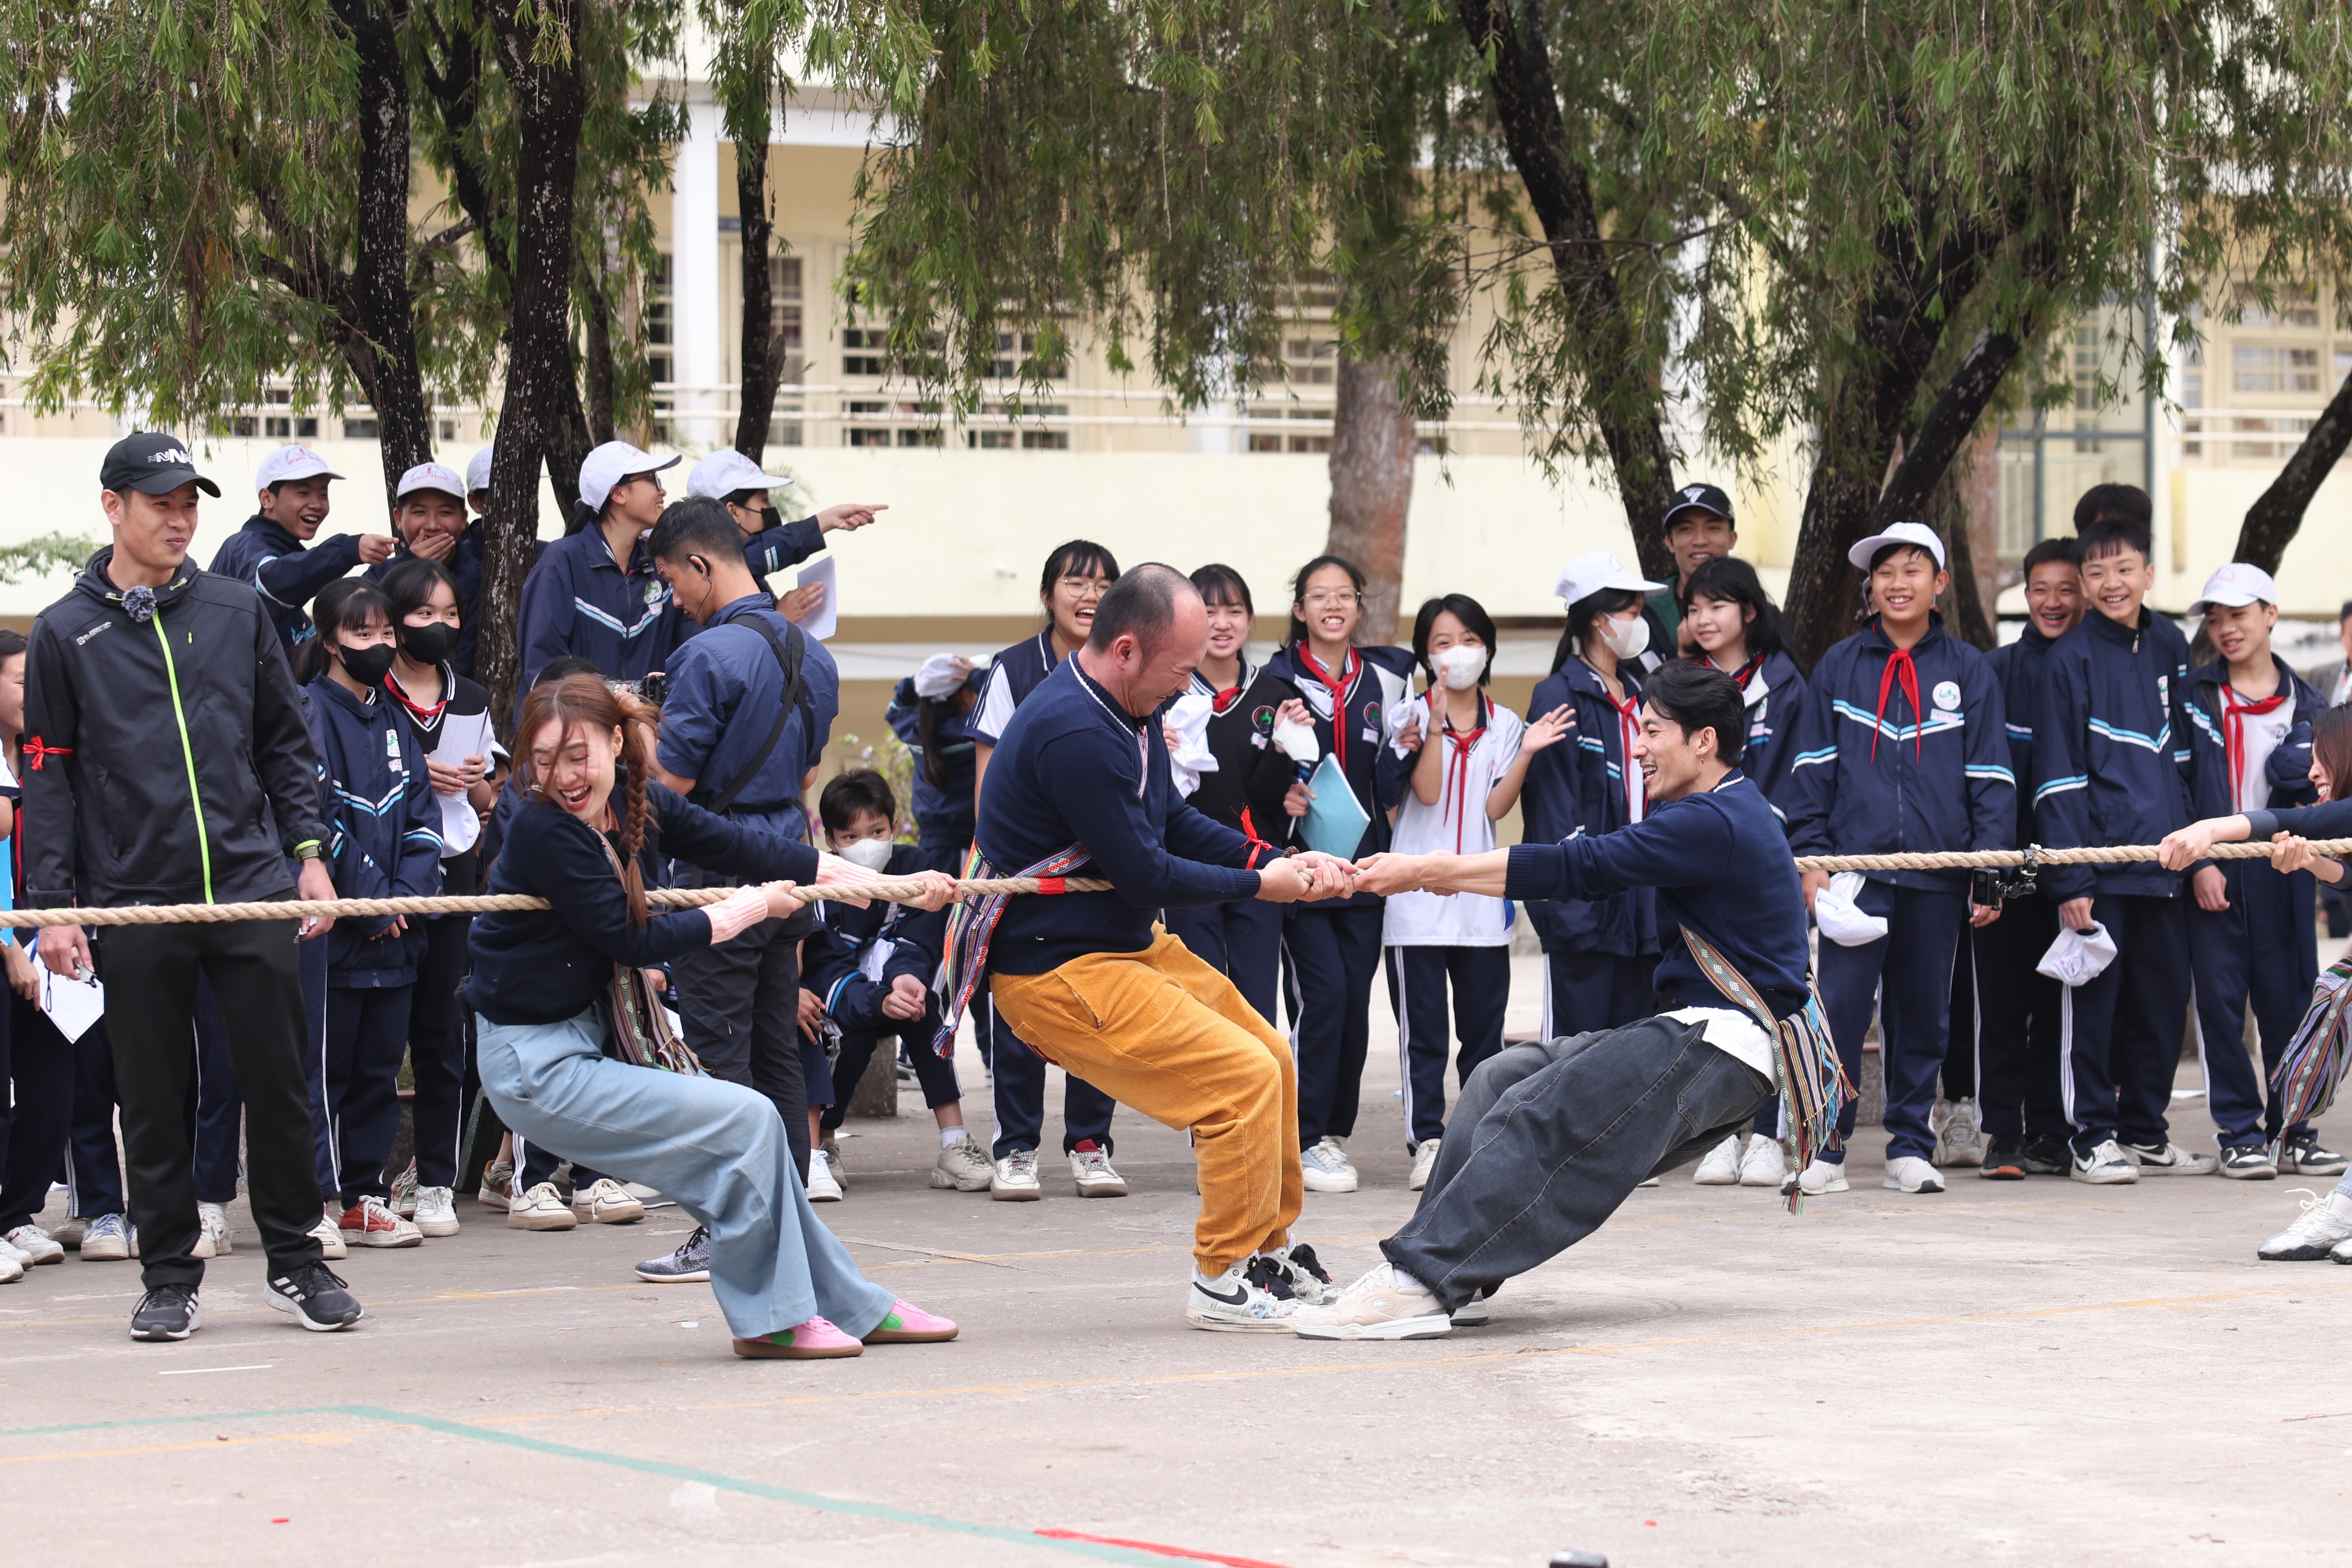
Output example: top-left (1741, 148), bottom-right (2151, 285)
top-left (1599, 613), bottom-right (1650, 661)
top-left (1434, 644), bottom-right (1488, 691)
top-left (834, 837), bottom-right (894, 872)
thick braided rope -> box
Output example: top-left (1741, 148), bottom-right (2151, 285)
top-left (1788, 839), bottom-right (2352, 873)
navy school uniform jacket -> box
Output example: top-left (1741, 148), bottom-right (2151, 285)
top-left (1987, 626), bottom-right (2061, 849)
top-left (1262, 642), bottom-right (1416, 910)
top-left (1517, 656), bottom-right (1658, 958)
top-left (2032, 607), bottom-right (2198, 901)
top-left (973, 630), bottom-right (1066, 745)
top-left (366, 523), bottom-right (486, 678)
top-left (2186, 654), bottom-right (2323, 823)
top-left (1182, 662), bottom-right (1305, 846)
top-left (887, 668), bottom-right (987, 856)
top-left (515, 525), bottom-right (689, 702)
top-left (977, 658), bottom-right (1274, 976)
top-left (210, 515), bottom-right (368, 666)
top-left (654, 594), bottom-right (838, 843)
top-left (306, 675), bottom-right (442, 987)
top-left (1782, 613), bottom-right (2014, 890)
top-left (742, 514), bottom-right (827, 598)
top-left (1721, 649), bottom-right (1809, 812)
top-left (803, 843), bottom-right (948, 1034)
top-left (1506, 770), bottom-right (1811, 1020)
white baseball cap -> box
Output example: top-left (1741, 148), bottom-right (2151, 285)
top-left (1847, 520), bottom-right (1947, 571)
top-left (395, 462), bottom-right (467, 503)
top-left (2188, 561), bottom-right (2278, 615)
top-left (465, 445), bottom-right (496, 496)
top-left (577, 440), bottom-right (680, 512)
top-left (1555, 551), bottom-right (1666, 606)
top-left (687, 448), bottom-right (795, 502)
top-left (256, 446), bottom-right (343, 490)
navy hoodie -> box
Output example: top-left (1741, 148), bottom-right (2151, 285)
top-left (1782, 613), bottom-right (2013, 890)
top-left (1506, 770), bottom-right (1810, 1021)
top-left (1517, 656), bottom-right (1658, 958)
top-left (306, 675), bottom-right (442, 986)
top-left (1262, 641), bottom-right (1415, 909)
top-left (803, 843), bottom-right (948, 1033)
top-left (2186, 653), bottom-right (2323, 821)
top-left (2032, 606), bottom-right (2199, 901)
top-left (211, 515), bottom-right (368, 665)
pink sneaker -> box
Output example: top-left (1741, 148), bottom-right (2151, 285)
top-left (861, 1298), bottom-right (959, 1344)
top-left (732, 1316), bottom-right (864, 1359)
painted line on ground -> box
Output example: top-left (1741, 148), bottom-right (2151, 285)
top-left (157, 1364), bottom-right (272, 1376)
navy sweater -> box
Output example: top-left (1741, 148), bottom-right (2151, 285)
top-left (1505, 770), bottom-right (1811, 1021)
top-left (306, 676), bottom-right (443, 986)
top-left (1782, 614), bottom-right (2013, 889)
top-left (2186, 654), bottom-right (2323, 821)
top-left (1517, 658), bottom-right (1657, 958)
top-left (466, 783), bottom-right (819, 1026)
top-left (887, 670), bottom-right (986, 856)
top-left (2032, 607), bottom-right (2199, 900)
top-left (210, 515), bottom-right (367, 665)
top-left (977, 658), bottom-right (1269, 976)
top-left (803, 843), bottom-right (947, 1033)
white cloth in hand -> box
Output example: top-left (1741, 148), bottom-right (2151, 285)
top-left (1269, 713), bottom-right (1320, 768)
top-left (1812, 872), bottom-right (1889, 947)
top-left (2037, 922), bottom-right (2119, 987)
top-left (1164, 693), bottom-right (1219, 796)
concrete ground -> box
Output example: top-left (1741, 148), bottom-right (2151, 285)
top-left (6, 955), bottom-right (2351, 1568)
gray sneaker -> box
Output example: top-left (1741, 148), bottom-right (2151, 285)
top-left (931, 1133), bottom-right (994, 1191)
top-left (635, 1225), bottom-right (712, 1283)
top-left (1300, 1137), bottom-right (1359, 1193)
top-left (130, 1284), bottom-right (200, 1341)
top-left (80, 1213), bottom-right (133, 1262)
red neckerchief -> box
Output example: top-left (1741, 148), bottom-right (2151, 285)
top-left (385, 667), bottom-right (449, 727)
top-left (1719, 651), bottom-right (1766, 690)
top-left (1437, 695), bottom-right (1492, 855)
top-left (1872, 641), bottom-right (1923, 761)
top-left (1299, 645), bottom-right (1361, 772)
top-left (2223, 683), bottom-right (2291, 809)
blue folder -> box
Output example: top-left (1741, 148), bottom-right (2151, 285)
top-left (1298, 754), bottom-right (1373, 860)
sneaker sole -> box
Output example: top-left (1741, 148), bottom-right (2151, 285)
top-left (733, 1336), bottom-right (863, 1359)
top-left (1074, 1181), bottom-right (1128, 1198)
top-left (863, 1325), bottom-right (959, 1344)
top-left (576, 1207), bottom-right (647, 1224)
top-left (931, 1169), bottom-right (994, 1191)
top-left (2070, 1168), bottom-right (2139, 1185)
top-left (1692, 1170), bottom-right (1740, 1186)
top-left (2125, 1159), bottom-right (2216, 1176)
top-left (79, 1244), bottom-right (131, 1262)
top-left (264, 1291), bottom-right (364, 1332)
top-left (2284, 1160), bottom-right (2351, 1177)
top-left (130, 1308), bottom-right (201, 1341)
top-left (808, 1190), bottom-right (843, 1204)
top-left (2218, 1164), bottom-right (2278, 1181)
top-left (1883, 1178), bottom-right (1946, 1193)
top-left (1301, 1172), bottom-right (1359, 1193)
top-left (1978, 1164), bottom-right (2026, 1180)
top-left (2258, 1240), bottom-right (2349, 1261)
top-left (415, 1219), bottom-right (461, 1238)
top-left (476, 1192), bottom-right (511, 1212)
top-left (507, 1212), bottom-right (578, 1231)
top-left (990, 1185), bottom-right (1041, 1202)
top-left (1184, 1309), bottom-right (1302, 1334)
top-left (1289, 1313), bottom-right (1452, 1341)
top-left (635, 1266), bottom-right (712, 1283)
top-left (342, 1230), bottom-right (424, 1248)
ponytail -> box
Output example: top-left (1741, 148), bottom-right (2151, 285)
top-left (514, 674), bottom-right (654, 926)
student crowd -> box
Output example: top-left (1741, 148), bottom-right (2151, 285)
top-left (1, 435), bottom-right (2348, 1345)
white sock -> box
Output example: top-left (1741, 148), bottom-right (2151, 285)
top-left (1390, 1266), bottom-right (1433, 1297)
top-left (2328, 1191), bottom-right (2352, 1220)
top-left (1195, 1266), bottom-right (1232, 1288)
top-left (941, 1127), bottom-right (968, 1149)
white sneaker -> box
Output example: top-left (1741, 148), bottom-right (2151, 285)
top-left (806, 1153), bottom-right (844, 1202)
top-left (79, 1213), bottom-right (133, 1262)
top-left (2070, 1139), bottom-right (2140, 1185)
top-left (1069, 1142), bottom-right (1128, 1197)
top-left (1291, 1263), bottom-right (1452, 1341)
top-left (1449, 1287), bottom-right (1494, 1327)
top-left (51, 1216), bottom-right (87, 1251)
top-left (2123, 1140), bottom-right (2218, 1176)
top-left (0, 1234), bottom-right (29, 1268)
top-left (2258, 1189), bottom-right (2352, 1261)
top-left (931, 1133), bottom-right (994, 1191)
top-left (3, 1224), bottom-right (63, 1266)
top-left (1738, 1136), bottom-right (1788, 1188)
top-left (1693, 1134), bottom-right (1743, 1185)
top-left (1407, 1138), bottom-right (1442, 1192)
top-left (193, 1201), bottom-right (232, 1259)
top-left (1184, 1260), bottom-right (1301, 1333)
top-left (1934, 1097), bottom-right (1986, 1167)
top-left (1300, 1137), bottom-right (1359, 1193)
top-left (990, 1149), bottom-right (1042, 1201)
top-left (819, 1137), bottom-right (850, 1193)
top-left (1882, 1155), bottom-right (1946, 1194)
top-left (0, 1251), bottom-right (20, 1284)
top-left (1782, 1158), bottom-right (1849, 1196)
top-left (389, 1160), bottom-right (419, 1218)
top-left (572, 1177), bottom-right (646, 1224)
top-left (309, 1208), bottom-right (349, 1260)
top-left (412, 1187), bottom-right (460, 1238)
top-left (506, 1182), bottom-right (578, 1231)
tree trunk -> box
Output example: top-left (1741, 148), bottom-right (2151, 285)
top-left (2236, 359), bottom-right (2352, 574)
top-left (1452, 0), bottom-right (1676, 578)
top-left (328, 0), bottom-right (432, 502)
top-left (1925, 453), bottom-right (1996, 651)
top-left (730, 70), bottom-right (791, 461)
top-left (579, 263), bottom-right (619, 443)
top-left (1326, 355), bottom-right (1417, 641)
top-left (480, 0), bottom-right (588, 735)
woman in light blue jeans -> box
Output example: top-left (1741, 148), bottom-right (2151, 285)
top-left (469, 674), bottom-right (962, 1358)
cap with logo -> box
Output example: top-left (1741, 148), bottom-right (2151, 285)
top-left (686, 448), bottom-right (794, 502)
top-left (578, 440), bottom-right (681, 512)
top-left (396, 462), bottom-right (468, 503)
top-left (2187, 561), bottom-right (2278, 616)
top-left (100, 432), bottom-right (221, 498)
top-left (1555, 551), bottom-right (1668, 606)
top-left (1846, 520), bottom-right (1947, 571)
top-left (465, 445), bottom-right (496, 496)
top-left (1663, 482), bottom-right (1735, 531)
top-left (255, 445), bottom-right (345, 490)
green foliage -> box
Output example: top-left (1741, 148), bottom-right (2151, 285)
top-left (0, 533), bottom-right (101, 585)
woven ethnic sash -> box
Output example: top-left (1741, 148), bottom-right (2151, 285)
top-left (1680, 926), bottom-right (1853, 1211)
top-left (929, 842), bottom-right (1091, 1060)
top-left (2275, 954), bottom-right (2352, 1132)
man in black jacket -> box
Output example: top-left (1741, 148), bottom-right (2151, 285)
top-left (24, 434), bottom-right (364, 1342)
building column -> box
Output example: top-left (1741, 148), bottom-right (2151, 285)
top-left (673, 100), bottom-right (724, 450)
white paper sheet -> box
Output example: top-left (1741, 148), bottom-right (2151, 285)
top-left (40, 958), bottom-right (105, 1043)
top-left (795, 555), bottom-right (839, 642)
top-left (428, 710), bottom-right (495, 856)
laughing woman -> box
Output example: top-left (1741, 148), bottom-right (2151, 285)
top-left (466, 674), bottom-right (961, 1360)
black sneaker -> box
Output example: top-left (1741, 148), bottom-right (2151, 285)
top-left (2280, 1132), bottom-right (2350, 1176)
top-left (1242, 1254), bottom-right (1297, 1302)
top-left (1268, 1243), bottom-right (1335, 1304)
top-left (1978, 1134), bottom-right (2028, 1180)
top-left (636, 1225), bottom-right (711, 1283)
top-left (2021, 1134), bottom-right (2071, 1175)
top-left (129, 1284), bottom-right (201, 1341)
top-left (265, 1264), bottom-right (365, 1331)
top-left (2218, 1144), bottom-right (2277, 1180)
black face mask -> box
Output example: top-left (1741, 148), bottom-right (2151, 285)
top-left (338, 642), bottom-right (398, 689)
top-left (398, 620), bottom-right (460, 667)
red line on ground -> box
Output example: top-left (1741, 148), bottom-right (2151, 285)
top-left (1033, 1529), bottom-right (1293, 1568)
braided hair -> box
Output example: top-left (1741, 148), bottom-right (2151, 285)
top-left (514, 673), bottom-right (655, 925)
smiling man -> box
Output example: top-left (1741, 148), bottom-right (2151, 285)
top-left (1297, 661), bottom-right (1805, 1341)
top-left (209, 445), bottom-right (397, 665)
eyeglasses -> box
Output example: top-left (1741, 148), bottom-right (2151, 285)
top-left (1301, 591), bottom-right (1359, 608)
top-left (1059, 576), bottom-right (1108, 595)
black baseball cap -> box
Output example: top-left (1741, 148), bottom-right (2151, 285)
top-left (99, 432), bottom-right (221, 498)
top-left (1663, 482), bottom-right (1733, 530)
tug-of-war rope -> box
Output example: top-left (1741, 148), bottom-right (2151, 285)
top-left (1, 837), bottom-right (2345, 929)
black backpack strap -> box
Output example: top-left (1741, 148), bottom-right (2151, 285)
top-left (697, 615), bottom-right (811, 816)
